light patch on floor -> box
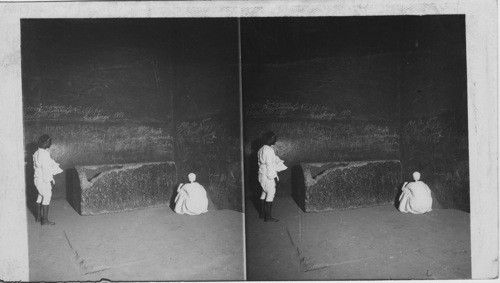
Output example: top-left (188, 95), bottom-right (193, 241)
top-left (28, 199), bottom-right (244, 281)
top-left (246, 196), bottom-right (470, 280)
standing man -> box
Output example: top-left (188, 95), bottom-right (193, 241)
top-left (257, 131), bottom-right (287, 222)
top-left (33, 134), bottom-right (63, 225)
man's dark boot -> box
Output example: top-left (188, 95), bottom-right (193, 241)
top-left (35, 203), bottom-right (42, 223)
top-left (259, 199), bottom-right (265, 219)
top-left (264, 201), bottom-right (279, 222)
top-left (41, 205), bottom-right (55, 226)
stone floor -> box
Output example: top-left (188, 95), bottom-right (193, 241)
top-left (245, 196), bottom-right (471, 280)
top-left (28, 199), bottom-right (245, 281)
top-left (28, 196), bottom-right (471, 281)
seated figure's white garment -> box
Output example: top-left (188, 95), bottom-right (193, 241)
top-left (398, 181), bottom-right (433, 214)
top-left (174, 182), bottom-right (209, 215)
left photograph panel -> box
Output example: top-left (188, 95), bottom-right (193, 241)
top-left (21, 18), bottom-right (244, 281)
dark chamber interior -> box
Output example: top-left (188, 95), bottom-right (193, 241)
top-left (22, 18), bottom-right (242, 212)
top-left (22, 15), bottom-right (469, 213)
top-left (242, 15), bottom-right (469, 212)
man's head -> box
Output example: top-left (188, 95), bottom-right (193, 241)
top-left (262, 131), bottom-right (277, 146)
top-left (37, 134), bottom-right (52, 149)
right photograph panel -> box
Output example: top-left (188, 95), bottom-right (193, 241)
top-left (241, 16), bottom-right (470, 280)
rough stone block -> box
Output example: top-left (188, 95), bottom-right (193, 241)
top-left (295, 160), bottom-right (401, 212)
top-left (68, 162), bottom-right (176, 215)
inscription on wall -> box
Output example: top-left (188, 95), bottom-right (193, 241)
top-left (25, 105), bottom-right (126, 122)
top-left (24, 122), bottom-right (174, 167)
top-left (245, 100), bottom-right (352, 121)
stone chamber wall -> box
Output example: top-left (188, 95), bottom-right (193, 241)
top-left (22, 18), bottom-right (242, 213)
top-left (241, 16), bottom-right (469, 212)
top-left (22, 16), bottom-right (469, 213)
top-left (242, 17), bottom-right (401, 202)
top-left (172, 19), bottom-right (242, 211)
top-left (399, 16), bottom-right (469, 211)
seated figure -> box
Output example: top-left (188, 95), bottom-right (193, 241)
top-left (174, 173), bottom-right (209, 215)
top-left (398, 172), bottom-right (433, 214)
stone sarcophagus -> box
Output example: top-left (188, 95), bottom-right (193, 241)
top-left (67, 162), bottom-right (177, 215)
top-left (294, 160), bottom-right (401, 212)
